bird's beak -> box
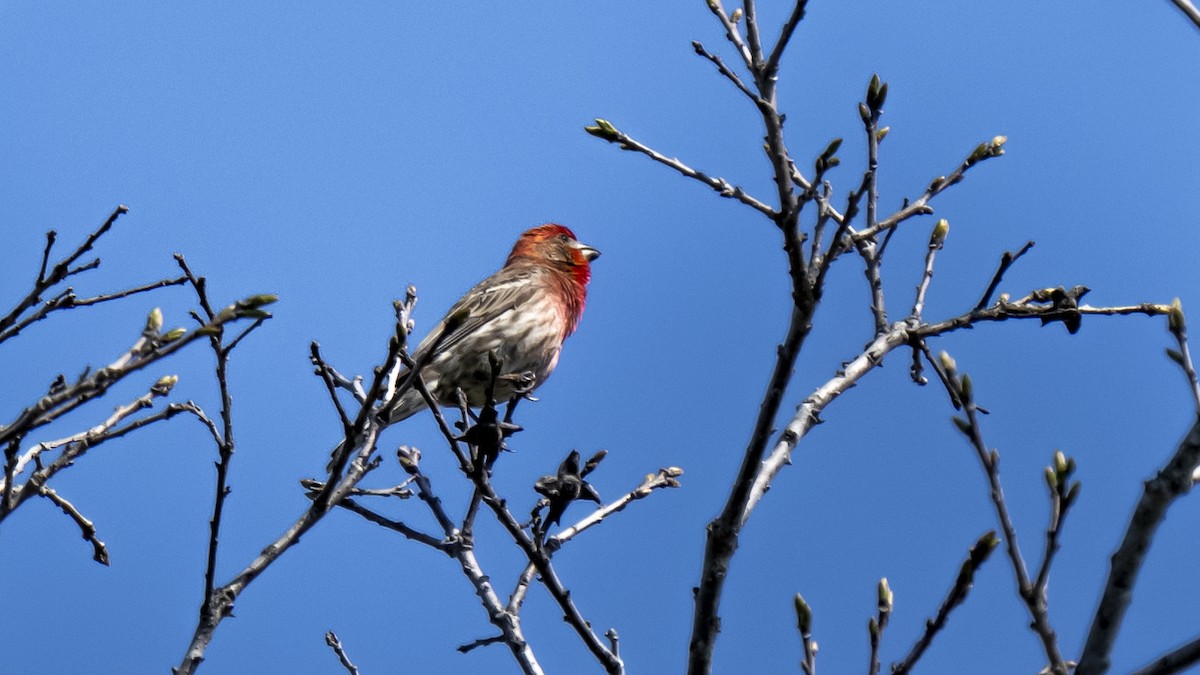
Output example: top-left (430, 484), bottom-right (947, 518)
top-left (576, 242), bottom-right (601, 262)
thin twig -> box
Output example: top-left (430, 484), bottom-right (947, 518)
top-left (336, 497), bottom-right (445, 550)
top-left (910, 220), bottom-right (947, 321)
top-left (1, 387), bottom-right (188, 519)
top-left (892, 532), bottom-right (999, 675)
top-left (475, 479), bottom-right (624, 674)
top-left (853, 136), bottom-right (1006, 242)
top-left (702, 0), bottom-right (753, 68)
top-left (39, 484), bottom-right (110, 566)
top-left (1130, 633), bottom-right (1200, 675)
top-left (72, 276), bottom-right (190, 307)
top-left (764, 1), bottom-right (809, 78)
top-left (0, 205), bottom-right (128, 341)
top-left (584, 120), bottom-right (775, 217)
top-left (1165, 0), bottom-right (1200, 29)
top-left (324, 631), bottom-right (361, 675)
top-left (692, 41), bottom-right (759, 103)
top-left (939, 354), bottom-right (1067, 673)
top-left (508, 466), bottom-right (684, 612)
top-left (175, 303), bottom-right (402, 675)
top-left (973, 241), bottom-right (1035, 311)
top-left (395, 439), bottom-right (544, 675)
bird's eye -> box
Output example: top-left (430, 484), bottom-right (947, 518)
top-left (558, 234), bottom-right (571, 243)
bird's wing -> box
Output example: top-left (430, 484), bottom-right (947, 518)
top-left (410, 265), bottom-right (544, 361)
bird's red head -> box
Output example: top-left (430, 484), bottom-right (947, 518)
top-left (505, 224), bottom-right (600, 286)
top-left (504, 224), bottom-right (599, 337)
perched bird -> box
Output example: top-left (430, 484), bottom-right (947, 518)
top-left (383, 224), bottom-right (600, 423)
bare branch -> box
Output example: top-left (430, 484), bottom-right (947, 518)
top-left (692, 41), bottom-right (759, 103)
top-left (0, 205), bottom-right (128, 341)
top-left (39, 484), bottom-right (110, 566)
top-left (938, 353), bottom-right (1067, 673)
top-left (764, 1), bottom-right (809, 79)
top-left (2, 383), bottom-right (188, 520)
top-left (335, 497), bottom-right (445, 550)
top-left (1077, 321), bottom-right (1200, 675)
top-left (175, 302), bottom-right (402, 675)
top-left (476, 478), bottom-right (623, 674)
top-left (853, 136), bottom-right (1007, 241)
top-left (584, 119), bottom-right (775, 217)
top-left (1131, 633), bottom-right (1200, 675)
top-left (0, 297), bottom-right (270, 453)
top-left (324, 631), bottom-right (361, 675)
top-left (548, 466), bottom-right (683, 547)
top-left (394, 444), bottom-right (544, 674)
top-left (974, 241), bottom-right (1035, 312)
top-left (1165, 0), bottom-right (1200, 29)
top-left (508, 466), bottom-right (684, 613)
top-left (703, 0), bottom-right (753, 68)
top-left (892, 532), bottom-right (999, 675)
top-left (910, 220), bottom-right (948, 322)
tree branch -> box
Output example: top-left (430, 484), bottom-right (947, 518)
top-left (1077, 308), bottom-right (1200, 674)
top-left (584, 119), bottom-right (776, 217)
top-left (937, 352), bottom-right (1067, 673)
top-left (1165, 0), bottom-right (1200, 29)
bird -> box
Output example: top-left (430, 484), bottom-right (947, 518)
top-left (383, 223), bottom-right (600, 424)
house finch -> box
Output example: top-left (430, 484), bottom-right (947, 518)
top-left (383, 224), bottom-right (600, 423)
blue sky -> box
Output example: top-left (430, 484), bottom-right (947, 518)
top-left (2, 3), bottom-right (1198, 674)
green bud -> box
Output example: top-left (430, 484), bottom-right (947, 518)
top-left (152, 374), bottom-right (179, 394)
top-left (1054, 450), bottom-right (1068, 475)
top-left (194, 325), bottom-right (222, 336)
top-left (858, 102), bottom-right (870, 123)
top-left (1169, 298), bottom-right (1185, 333)
top-left (998, 293), bottom-right (1011, 304)
top-left (145, 307), bottom-right (163, 333)
top-left (929, 175), bottom-right (946, 192)
top-left (1065, 481), bottom-right (1081, 507)
top-left (794, 593), bottom-right (812, 634)
top-left (868, 617), bottom-right (879, 639)
top-left (1044, 466), bottom-right (1057, 490)
top-left (938, 351), bottom-right (957, 373)
top-left (875, 81), bottom-right (888, 109)
top-left (730, 7), bottom-right (742, 23)
top-left (877, 578), bottom-right (893, 612)
top-left (930, 219), bottom-right (949, 247)
top-left (968, 142), bottom-right (989, 164)
top-left (822, 137), bottom-right (843, 160)
top-left (959, 374), bottom-right (973, 400)
top-left (162, 327), bottom-right (187, 342)
top-left (952, 416), bottom-right (971, 435)
top-left (242, 294), bottom-right (279, 308)
top-left (237, 308), bottom-right (273, 319)
top-left (876, 126), bottom-right (890, 143)
top-left (1166, 348), bottom-right (1186, 366)
top-left (584, 118), bottom-right (621, 142)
